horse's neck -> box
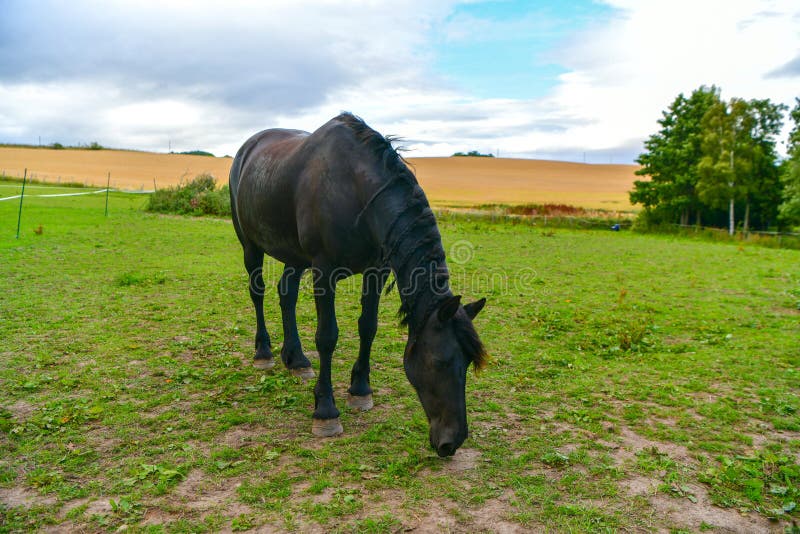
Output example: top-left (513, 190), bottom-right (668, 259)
top-left (365, 175), bottom-right (452, 332)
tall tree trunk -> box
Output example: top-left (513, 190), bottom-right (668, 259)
top-left (680, 208), bottom-right (688, 226)
top-left (729, 146), bottom-right (735, 236)
top-left (696, 210), bottom-right (701, 227)
top-left (729, 196), bottom-right (735, 236)
top-left (743, 201), bottom-right (750, 235)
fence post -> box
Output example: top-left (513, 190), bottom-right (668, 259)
top-left (105, 171), bottom-right (111, 217)
top-left (16, 168), bottom-right (27, 239)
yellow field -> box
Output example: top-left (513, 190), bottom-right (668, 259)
top-left (0, 147), bottom-right (641, 210)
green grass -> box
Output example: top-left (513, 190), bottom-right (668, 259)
top-left (1, 180), bottom-right (799, 532)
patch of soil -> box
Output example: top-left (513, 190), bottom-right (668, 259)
top-left (417, 448), bottom-right (482, 480)
top-left (140, 507), bottom-right (180, 527)
top-left (0, 486), bottom-right (57, 508)
top-left (442, 448), bottom-right (481, 472)
top-left (405, 500), bottom-right (458, 532)
top-left (84, 427), bottom-right (121, 454)
top-left (611, 426), bottom-right (695, 467)
top-left (647, 485), bottom-right (782, 533)
top-left (402, 492), bottom-right (530, 534)
top-left (84, 496), bottom-right (117, 516)
top-left (471, 490), bottom-right (531, 534)
top-left (622, 458), bottom-right (784, 532)
top-left (143, 398), bottom-right (196, 419)
top-left (217, 424), bottom-right (265, 449)
top-left (172, 469), bottom-right (250, 515)
top-left (8, 400), bottom-right (36, 420)
top-left (624, 475), bottom-right (659, 496)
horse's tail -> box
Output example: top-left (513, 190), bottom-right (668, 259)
top-left (229, 145), bottom-right (247, 246)
top-left (228, 132), bottom-right (264, 246)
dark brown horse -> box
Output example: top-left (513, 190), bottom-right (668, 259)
top-left (229, 113), bottom-right (486, 457)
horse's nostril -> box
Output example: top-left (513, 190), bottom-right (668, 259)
top-left (437, 442), bottom-right (455, 457)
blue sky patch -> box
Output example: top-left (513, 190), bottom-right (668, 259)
top-left (432, 0), bottom-right (617, 99)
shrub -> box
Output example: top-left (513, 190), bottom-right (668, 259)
top-left (146, 174), bottom-right (231, 217)
top-left (179, 150), bottom-right (215, 157)
top-left (452, 150), bottom-right (494, 158)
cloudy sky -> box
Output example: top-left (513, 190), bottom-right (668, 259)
top-left (1, 0), bottom-right (798, 163)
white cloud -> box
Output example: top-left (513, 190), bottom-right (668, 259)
top-left (267, 0), bottom-right (800, 161)
top-left (0, 1), bottom-right (798, 161)
top-left (537, 0), bottom-right (800, 158)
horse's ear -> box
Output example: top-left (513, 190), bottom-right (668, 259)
top-left (464, 297), bottom-right (486, 320)
top-left (437, 295), bottom-right (462, 322)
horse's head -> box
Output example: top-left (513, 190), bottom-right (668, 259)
top-left (404, 295), bottom-right (487, 457)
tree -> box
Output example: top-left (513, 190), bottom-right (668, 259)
top-left (744, 98), bottom-right (786, 231)
top-left (779, 98), bottom-right (800, 228)
top-left (630, 86), bottom-right (721, 226)
top-left (697, 98), bottom-right (752, 235)
top-left (698, 98), bottom-right (785, 234)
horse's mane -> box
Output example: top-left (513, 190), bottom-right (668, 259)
top-left (335, 112), bottom-right (416, 184)
top-left (337, 112), bottom-right (486, 371)
top-left (454, 314), bottom-right (488, 371)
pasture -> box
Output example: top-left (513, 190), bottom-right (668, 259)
top-left (0, 147), bottom-right (639, 210)
top-left (1, 181), bottom-right (799, 533)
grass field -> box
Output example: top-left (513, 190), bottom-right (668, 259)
top-left (0, 147), bottom-right (640, 210)
top-left (1, 181), bottom-right (799, 532)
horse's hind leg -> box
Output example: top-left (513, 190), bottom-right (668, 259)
top-left (278, 265), bottom-right (314, 379)
top-left (243, 244), bottom-right (274, 369)
top-left (347, 268), bottom-right (389, 411)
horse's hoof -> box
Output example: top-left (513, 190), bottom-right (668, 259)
top-left (290, 367), bottom-right (315, 380)
top-left (253, 358), bottom-right (276, 370)
top-left (347, 393), bottom-right (373, 411)
top-left (312, 418), bottom-right (343, 437)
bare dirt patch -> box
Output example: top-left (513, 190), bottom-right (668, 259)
top-left (612, 425), bottom-right (696, 467)
top-left (84, 496), bottom-right (117, 516)
top-left (0, 486), bottom-right (58, 508)
top-left (7, 400), bottom-right (36, 420)
top-left (402, 492), bottom-right (529, 534)
top-left (405, 500), bottom-right (458, 533)
top-left (132, 469), bottom-right (257, 530)
top-left (618, 438), bottom-right (785, 532)
top-left (647, 485), bottom-right (782, 533)
top-left (471, 490), bottom-right (530, 534)
top-left (442, 448), bottom-right (481, 472)
top-left (217, 423), bottom-right (265, 449)
top-left (172, 469), bottom-right (249, 514)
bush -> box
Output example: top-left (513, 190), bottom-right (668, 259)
top-left (179, 150), bottom-right (215, 157)
top-left (146, 174), bottom-right (231, 217)
top-left (452, 150), bottom-right (494, 158)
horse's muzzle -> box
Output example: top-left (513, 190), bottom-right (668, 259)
top-left (430, 426), bottom-right (466, 457)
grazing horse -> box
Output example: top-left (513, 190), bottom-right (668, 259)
top-left (229, 113), bottom-right (486, 457)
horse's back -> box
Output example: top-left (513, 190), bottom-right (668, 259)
top-left (229, 128), bottom-right (308, 202)
top-left (230, 118), bottom-right (380, 271)
top-left (229, 128), bottom-right (312, 264)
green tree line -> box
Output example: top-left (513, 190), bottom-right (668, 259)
top-left (630, 86), bottom-right (800, 233)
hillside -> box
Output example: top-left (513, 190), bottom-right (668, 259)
top-left (0, 147), bottom-right (640, 210)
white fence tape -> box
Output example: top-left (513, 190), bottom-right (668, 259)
top-left (0, 188), bottom-right (154, 202)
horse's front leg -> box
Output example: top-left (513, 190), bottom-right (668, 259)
top-left (347, 268), bottom-right (389, 411)
top-left (311, 265), bottom-right (343, 437)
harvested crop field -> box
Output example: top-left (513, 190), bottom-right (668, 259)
top-left (0, 147), bottom-right (640, 209)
